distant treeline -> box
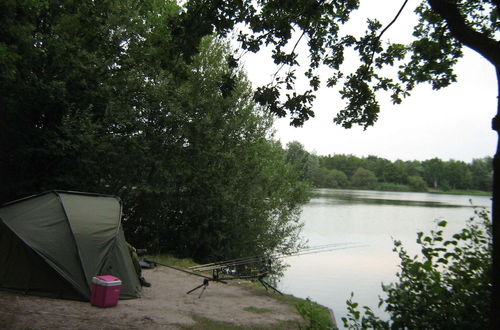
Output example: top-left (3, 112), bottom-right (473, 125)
top-left (285, 141), bottom-right (493, 193)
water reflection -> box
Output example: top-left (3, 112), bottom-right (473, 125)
top-left (278, 189), bottom-right (491, 328)
top-left (312, 188), bottom-right (491, 208)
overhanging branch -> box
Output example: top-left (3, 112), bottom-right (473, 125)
top-left (426, 0), bottom-right (500, 67)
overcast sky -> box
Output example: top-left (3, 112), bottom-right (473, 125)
top-left (241, 0), bottom-right (497, 162)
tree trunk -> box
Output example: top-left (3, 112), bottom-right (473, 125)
top-left (492, 66), bottom-right (500, 330)
top-left (423, 2), bottom-right (500, 326)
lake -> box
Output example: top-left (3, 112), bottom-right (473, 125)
top-left (277, 189), bottom-right (492, 327)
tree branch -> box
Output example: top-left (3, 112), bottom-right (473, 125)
top-left (271, 30), bottom-right (306, 83)
top-left (426, 0), bottom-right (500, 67)
top-left (366, 0), bottom-right (410, 73)
top-left (377, 0), bottom-right (410, 40)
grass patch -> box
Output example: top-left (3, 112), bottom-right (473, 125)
top-left (295, 298), bottom-right (336, 330)
top-left (150, 255), bottom-right (335, 329)
top-left (243, 306), bottom-right (274, 314)
top-left (145, 254), bottom-right (198, 268)
top-left (237, 281), bottom-right (335, 329)
top-left (178, 315), bottom-right (299, 330)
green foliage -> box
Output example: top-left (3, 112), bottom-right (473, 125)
top-left (180, 308), bottom-right (301, 329)
top-left (172, 1), bottom-right (499, 129)
top-left (0, 0), bottom-right (182, 201)
top-left (121, 37), bottom-right (310, 262)
top-left (350, 168), bottom-right (378, 190)
top-left (285, 141), bottom-right (321, 187)
top-left (295, 298), bottom-right (335, 330)
top-left (286, 141), bottom-right (317, 182)
top-left (147, 254), bottom-right (198, 268)
top-left (178, 316), bottom-right (243, 330)
top-left (0, 1), bottom-right (309, 264)
top-left (311, 168), bottom-right (349, 189)
top-left (291, 148), bottom-right (491, 193)
top-left (343, 293), bottom-right (389, 330)
top-left (342, 209), bottom-right (492, 329)
top-left (377, 183), bottom-right (411, 192)
top-left (470, 157), bottom-right (494, 191)
top-left (407, 175), bottom-right (428, 192)
top-left (243, 306), bottom-right (273, 314)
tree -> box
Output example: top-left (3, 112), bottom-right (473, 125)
top-left (342, 209), bottom-right (492, 329)
top-left (350, 167), bottom-right (378, 190)
top-left (311, 167), bottom-right (348, 188)
top-left (321, 154), bottom-right (363, 178)
top-left (2, 0), bottom-right (498, 319)
top-left (422, 158), bottom-right (446, 190)
top-left (120, 37), bottom-right (310, 262)
top-left (407, 175), bottom-right (428, 192)
top-left (313, 153), bottom-right (490, 192)
top-left (391, 160), bottom-right (413, 185)
top-left (170, 2), bottom-right (499, 321)
top-left (444, 160), bottom-right (474, 190)
top-left (0, 1), bottom-right (309, 264)
top-left (0, 0), bottom-right (186, 202)
top-left (364, 156), bottom-right (397, 184)
top-left (285, 141), bottom-right (320, 183)
top-left (471, 157), bottom-right (494, 191)
top-left (304, 153), bottom-right (321, 183)
top-left (286, 141), bottom-right (311, 179)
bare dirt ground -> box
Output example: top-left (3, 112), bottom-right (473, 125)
top-left (0, 267), bottom-right (304, 329)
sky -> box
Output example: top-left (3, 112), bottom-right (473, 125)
top-left (241, 0), bottom-right (498, 163)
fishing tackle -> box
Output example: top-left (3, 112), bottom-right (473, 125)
top-left (144, 242), bottom-right (364, 298)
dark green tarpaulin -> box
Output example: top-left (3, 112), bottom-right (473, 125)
top-left (0, 191), bottom-right (141, 300)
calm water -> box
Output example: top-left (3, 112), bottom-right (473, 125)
top-left (277, 189), bottom-right (492, 326)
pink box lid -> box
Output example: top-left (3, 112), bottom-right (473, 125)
top-left (92, 275), bottom-right (122, 286)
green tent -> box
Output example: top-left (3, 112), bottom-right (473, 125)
top-left (0, 191), bottom-right (141, 300)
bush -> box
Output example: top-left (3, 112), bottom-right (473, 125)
top-left (350, 168), bottom-right (377, 189)
top-left (407, 175), bottom-right (428, 192)
top-left (296, 298), bottom-right (335, 330)
top-left (377, 182), bottom-right (411, 192)
top-left (342, 208), bottom-right (492, 329)
top-left (312, 168), bottom-right (348, 188)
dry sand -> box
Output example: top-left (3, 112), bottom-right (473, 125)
top-left (0, 267), bottom-right (305, 329)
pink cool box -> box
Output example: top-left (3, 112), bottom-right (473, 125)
top-left (90, 275), bottom-right (122, 307)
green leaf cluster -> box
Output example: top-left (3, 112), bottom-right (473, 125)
top-left (342, 208), bottom-right (492, 329)
top-left (0, 0), bottom-right (309, 263)
top-left (173, 1), bottom-right (499, 128)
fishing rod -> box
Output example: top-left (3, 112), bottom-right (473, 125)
top-left (189, 242), bottom-right (365, 272)
top-left (143, 257), bottom-right (230, 298)
top-left (187, 248), bottom-right (290, 270)
top-left (187, 242), bottom-right (367, 295)
top-left (189, 255), bottom-right (269, 272)
top-left (282, 243), bottom-right (367, 258)
top-left (143, 257), bottom-right (226, 282)
top-left (272, 242), bottom-right (366, 259)
top-left (189, 244), bottom-right (362, 272)
top-left (189, 243), bottom-right (358, 270)
top-left (144, 242), bottom-right (366, 298)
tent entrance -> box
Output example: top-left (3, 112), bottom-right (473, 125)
top-left (0, 221), bottom-right (84, 300)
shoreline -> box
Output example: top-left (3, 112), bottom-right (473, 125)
top-left (312, 187), bottom-right (492, 197)
top-left (0, 267), bottom-right (335, 329)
